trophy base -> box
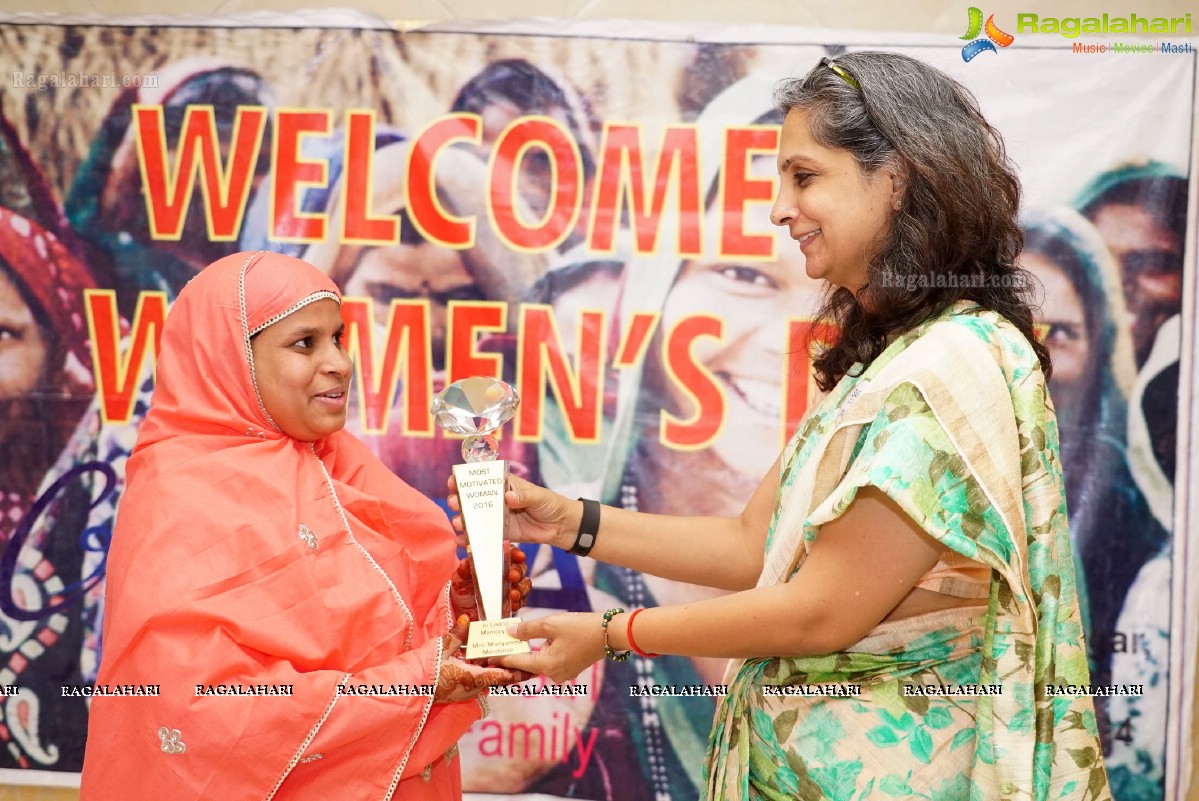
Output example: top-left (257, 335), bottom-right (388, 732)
top-left (465, 617), bottom-right (532, 659)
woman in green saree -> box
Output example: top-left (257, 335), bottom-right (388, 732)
top-left (452, 51), bottom-right (1111, 800)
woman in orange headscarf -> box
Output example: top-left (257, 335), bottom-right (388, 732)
top-left (80, 251), bottom-right (523, 800)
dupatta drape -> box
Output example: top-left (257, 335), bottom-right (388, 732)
top-left (707, 302), bottom-right (1110, 801)
top-left (81, 252), bottom-right (481, 800)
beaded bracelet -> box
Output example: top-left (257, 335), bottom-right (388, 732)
top-left (626, 608), bottom-right (659, 658)
top-left (602, 608), bottom-right (630, 662)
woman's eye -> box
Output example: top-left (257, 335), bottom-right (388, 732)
top-left (716, 265), bottom-right (778, 290)
top-left (293, 337), bottom-right (312, 349)
top-left (794, 172), bottom-right (814, 187)
top-left (1046, 323), bottom-right (1081, 344)
top-left (0, 325), bottom-right (21, 342)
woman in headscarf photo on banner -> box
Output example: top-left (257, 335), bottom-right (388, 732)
top-left (1068, 161), bottom-right (1189, 801)
top-left (0, 208), bottom-right (100, 773)
top-left (65, 58), bottom-right (276, 317)
top-left (1018, 208), bottom-right (1165, 696)
top-left (0, 113), bottom-right (103, 772)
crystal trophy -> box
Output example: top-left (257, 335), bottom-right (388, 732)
top-left (431, 377), bottom-right (531, 659)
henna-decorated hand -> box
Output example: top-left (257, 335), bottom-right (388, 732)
top-left (502, 546), bottom-right (533, 617)
top-left (449, 544), bottom-right (533, 622)
top-left (435, 615), bottom-right (535, 704)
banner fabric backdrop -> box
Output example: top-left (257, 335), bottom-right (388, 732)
top-left (0, 14), bottom-right (1194, 800)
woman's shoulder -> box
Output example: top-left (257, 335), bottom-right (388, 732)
top-left (932, 302), bottom-right (1022, 341)
top-left (923, 303), bottom-right (1041, 379)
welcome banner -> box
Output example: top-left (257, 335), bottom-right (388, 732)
top-left (0, 14), bottom-right (1193, 800)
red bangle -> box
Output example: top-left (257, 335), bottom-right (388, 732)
top-left (626, 608), bottom-right (659, 658)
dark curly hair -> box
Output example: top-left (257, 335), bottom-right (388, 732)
top-left (775, 51), bottom-right (1050, 391)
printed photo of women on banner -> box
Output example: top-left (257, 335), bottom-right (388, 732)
top-left (0, 14), bottom-right (1193, 800)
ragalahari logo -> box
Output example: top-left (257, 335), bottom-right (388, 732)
top-left (960, 7), bottom-right (1015, 61)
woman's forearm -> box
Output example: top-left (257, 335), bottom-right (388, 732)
top-left (503, 489), bottom-right (949, 684)
top-left (603, 580), bottom-right (833, 660)
top-left (536, 456), bottom-right (781, 591)
top-left (559, 502), bottom-right (763, 591)
top-left (498, 582), bottom-right (829, 686)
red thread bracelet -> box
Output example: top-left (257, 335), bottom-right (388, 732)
top-left (626, 608), bottom-right (659, 658)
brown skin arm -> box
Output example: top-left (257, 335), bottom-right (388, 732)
top-left (491, 487), bottom-right (946, 683)
top-left (447, 454), bottom-right (782, 592)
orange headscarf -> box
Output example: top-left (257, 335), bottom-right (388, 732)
top-left (81, 251), bottom-right (479, 800)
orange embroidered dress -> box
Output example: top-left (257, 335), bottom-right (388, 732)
top-left (80, 252), bottom-right (481, 800)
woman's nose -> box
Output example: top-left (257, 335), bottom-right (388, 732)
top-left (770, 194), bottom-right (795, 227)
top-left (328, 347), bottom-right (353, 376)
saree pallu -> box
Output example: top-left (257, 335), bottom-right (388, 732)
top-left (707, 303), bottom-right (1111, 801)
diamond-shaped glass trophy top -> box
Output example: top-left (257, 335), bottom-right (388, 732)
top-left (462, 434), bottom-right (499, 463)
top-left (430, 377), bottom-right (520, 437)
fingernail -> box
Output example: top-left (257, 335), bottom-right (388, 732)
top-left (506, 625), bottom-right (518, 636)
top-left (457, 614), bottom-right (470, 627)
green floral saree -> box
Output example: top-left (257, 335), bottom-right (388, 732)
top-left (706, 303), bottom-right (1111, 800)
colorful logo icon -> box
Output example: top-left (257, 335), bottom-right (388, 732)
top-left (961, 7), bottom-right (1015, 61)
